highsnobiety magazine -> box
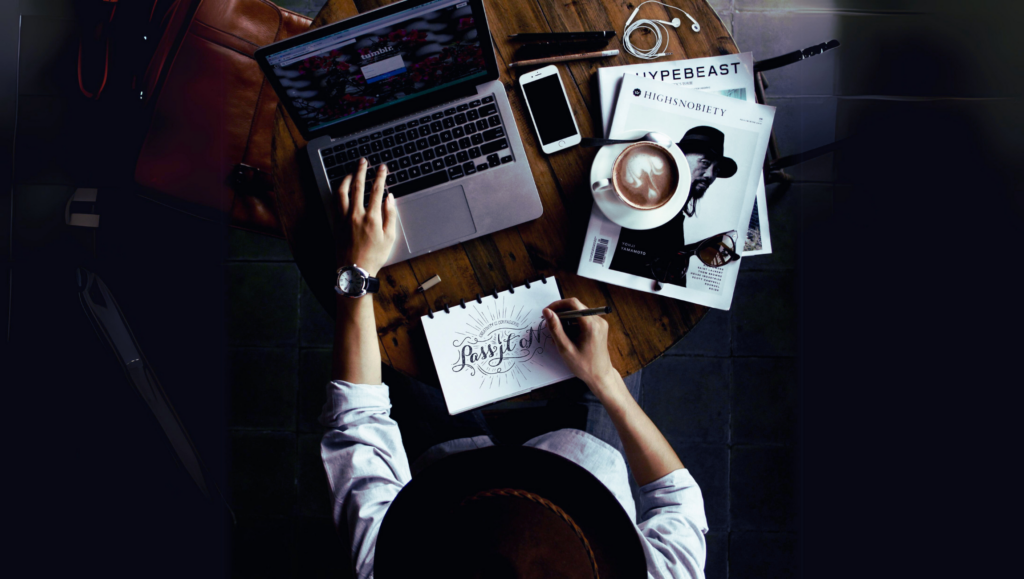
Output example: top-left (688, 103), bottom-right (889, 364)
top-left (578, 75), bottom-right (775, 310)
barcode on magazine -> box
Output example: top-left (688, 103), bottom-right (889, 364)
top-left (591, 238), bottom-right (610, 265)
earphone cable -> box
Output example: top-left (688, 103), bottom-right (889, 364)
top-left (622, 1), bottom-right (701, 61)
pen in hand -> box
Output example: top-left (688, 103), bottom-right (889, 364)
top-left (556, 305), bottom-right (612, 320)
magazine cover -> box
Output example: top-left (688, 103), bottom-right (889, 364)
top-left (596, 52), bottom-right (771, 256)
top-left (578, 75), bottom-right (775, 310)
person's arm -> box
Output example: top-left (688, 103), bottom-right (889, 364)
top-left (332, 158), bottom-right (397, 384)
top-left (320, 159), bottom-right (406, 579)
top-left (544, 300), bottom-right (708, 578)
top-left (543, 299), bottom-right (682, 485)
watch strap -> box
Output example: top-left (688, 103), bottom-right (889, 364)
top-left (366, 276), bottom-right (380, 294)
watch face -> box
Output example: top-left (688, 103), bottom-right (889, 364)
top-left (339, 267), bottom-right (368, 296)
top-left (339, 270), bottom-right (356, 294)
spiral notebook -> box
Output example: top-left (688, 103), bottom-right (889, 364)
top-left (422, 276), bottom-right (574, 414)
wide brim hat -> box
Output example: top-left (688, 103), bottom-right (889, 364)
top-left (374, 446), bottom-right (647, 579)
top-left (678, 126), bottom-right (738, 178)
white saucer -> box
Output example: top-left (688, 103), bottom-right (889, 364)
top-left (590, 129), bottom-right (691, 230)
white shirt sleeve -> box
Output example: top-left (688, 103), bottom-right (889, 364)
top-left (319, 380), bottom-right (410, 579)
top-left (636, 469), bottom-right (710, 579)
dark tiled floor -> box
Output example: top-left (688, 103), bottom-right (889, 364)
top-left (705, 531), bottom-right (730, 579)
top-left (730, 446), bottom-right (799, 532)
top-left (227, 348), bottom-right (299, 430)
top-left (741, 183), bottom-right (833, 273)
top-left (294, 517), bottom-right (354, 578)
top-left (226, 262), bottom-right (300, 347)
top-left (729, 532), bottom-right (800, 579)
top-left (732, 358), bottom-right (799, 445)
top-left (228, 430), bottom-right (299, 517)
top-left (298, 349), bottom-right (333, 433)
top-left (230, 517), bottom-right (296, 578)
top-left (227, 227), bottom-right (294, 261)
top-left (299, 278), bottom-right (335, 347)
top-left (643, 357), bottom-right (732, 444)
top-left (731, 271), bottom-right (799, 357)
top-left (664, 308), bottom-right (732, 357)
top-left (297, 434), bottom-right (333, 517)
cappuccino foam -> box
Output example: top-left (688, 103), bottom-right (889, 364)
top-left (613, 144), bottom-right (679, 209)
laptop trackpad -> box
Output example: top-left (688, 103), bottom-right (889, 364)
top-left (399, 185), bottom-right (476, 250)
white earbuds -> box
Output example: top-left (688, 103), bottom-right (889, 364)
top-left (623, 1), bottom-right (701, 60)
top-left (651, 17), bottom-right (682, 27)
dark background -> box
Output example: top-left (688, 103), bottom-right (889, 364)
top-left (3, 1), bottom-right (1021, 577)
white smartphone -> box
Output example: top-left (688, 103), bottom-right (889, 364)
top-left (519, 65), bottom-right (582, 155)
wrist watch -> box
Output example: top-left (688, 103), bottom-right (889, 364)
top-left (335, 264), bottom-right (380, 298)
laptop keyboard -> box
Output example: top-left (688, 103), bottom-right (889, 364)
top-left (319, 95), bottom-right (514, 200)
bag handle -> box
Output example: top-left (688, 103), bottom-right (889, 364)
top-left (77, 0), bottom-right (118, 99)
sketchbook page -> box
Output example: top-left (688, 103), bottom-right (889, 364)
top-left (421, 277), bottom-right (573, 415)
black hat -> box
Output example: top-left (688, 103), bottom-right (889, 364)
top-left (678, 126), bottom-right (737, 178)
top-left (374, 446), bottom-right (647, 579)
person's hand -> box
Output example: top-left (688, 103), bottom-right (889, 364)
top-left (335, 159), bottom-right (397, 277)
top-left (543, 298), bottom-right (620, 395)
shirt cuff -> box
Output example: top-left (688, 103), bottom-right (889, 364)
top-left (319, 379), bottom-right (392, 429)
top-left (637, 468), bottom-right (709, 533)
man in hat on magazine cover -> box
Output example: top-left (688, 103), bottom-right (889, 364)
top-left (320, 159), bottom-right (709, 578)
top-left (609, 126), bottom-right (737, 288)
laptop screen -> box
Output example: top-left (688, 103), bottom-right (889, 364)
top-left (264, 0), bottom-right (488, 134)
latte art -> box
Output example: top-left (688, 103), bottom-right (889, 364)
top-left (612, 143), bottom-right (680, 210)
top-left (624, 152), bottom-right (668, 201)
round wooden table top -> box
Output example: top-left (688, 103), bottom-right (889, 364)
top-left (271, 0), bottom-right (739, 385)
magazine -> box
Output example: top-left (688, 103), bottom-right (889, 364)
top-left (578, 75), bottom-right (775, 310)
top-left (596, 53), bottom-right (771, 256)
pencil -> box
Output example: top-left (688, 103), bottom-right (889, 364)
top-left (556, 306), bottom-right (613, 320)
top-left (509, 49), bottom-right (619, 69)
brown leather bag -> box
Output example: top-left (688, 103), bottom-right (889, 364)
top-left (133, 0), bottom-right (311, 237)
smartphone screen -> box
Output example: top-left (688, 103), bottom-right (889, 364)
top-left (523, 74), bottom-right (578, 145)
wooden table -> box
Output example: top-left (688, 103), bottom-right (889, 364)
top-left (271, 0), bottom-right (739, 386)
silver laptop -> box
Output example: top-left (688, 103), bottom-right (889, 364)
top-left (256, 0), bottom-right (541, 266)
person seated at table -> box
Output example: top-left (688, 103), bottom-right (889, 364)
top-left (322, 158), bottom-right (709, 578)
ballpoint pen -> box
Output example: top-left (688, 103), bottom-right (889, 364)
top-left (556, 306), bottom-right (613, 320)
top-left (509, 31), bottom-right (615, 42)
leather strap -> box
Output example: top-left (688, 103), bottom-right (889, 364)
top-left (366, 276), bottom-right (380, 294)
top-left (76, 0), bottom-right (119, 100)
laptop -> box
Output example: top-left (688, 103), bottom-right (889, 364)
top-left (256, 0), bottom-right (542, 266)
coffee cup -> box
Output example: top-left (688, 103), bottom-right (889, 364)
top-left (594, 141), bottom-right (681, 211)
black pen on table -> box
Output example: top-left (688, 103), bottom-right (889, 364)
top-left (556, 305), bottom-right (612, 320)
top-left (508, 31), bottom-right (615, 42)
